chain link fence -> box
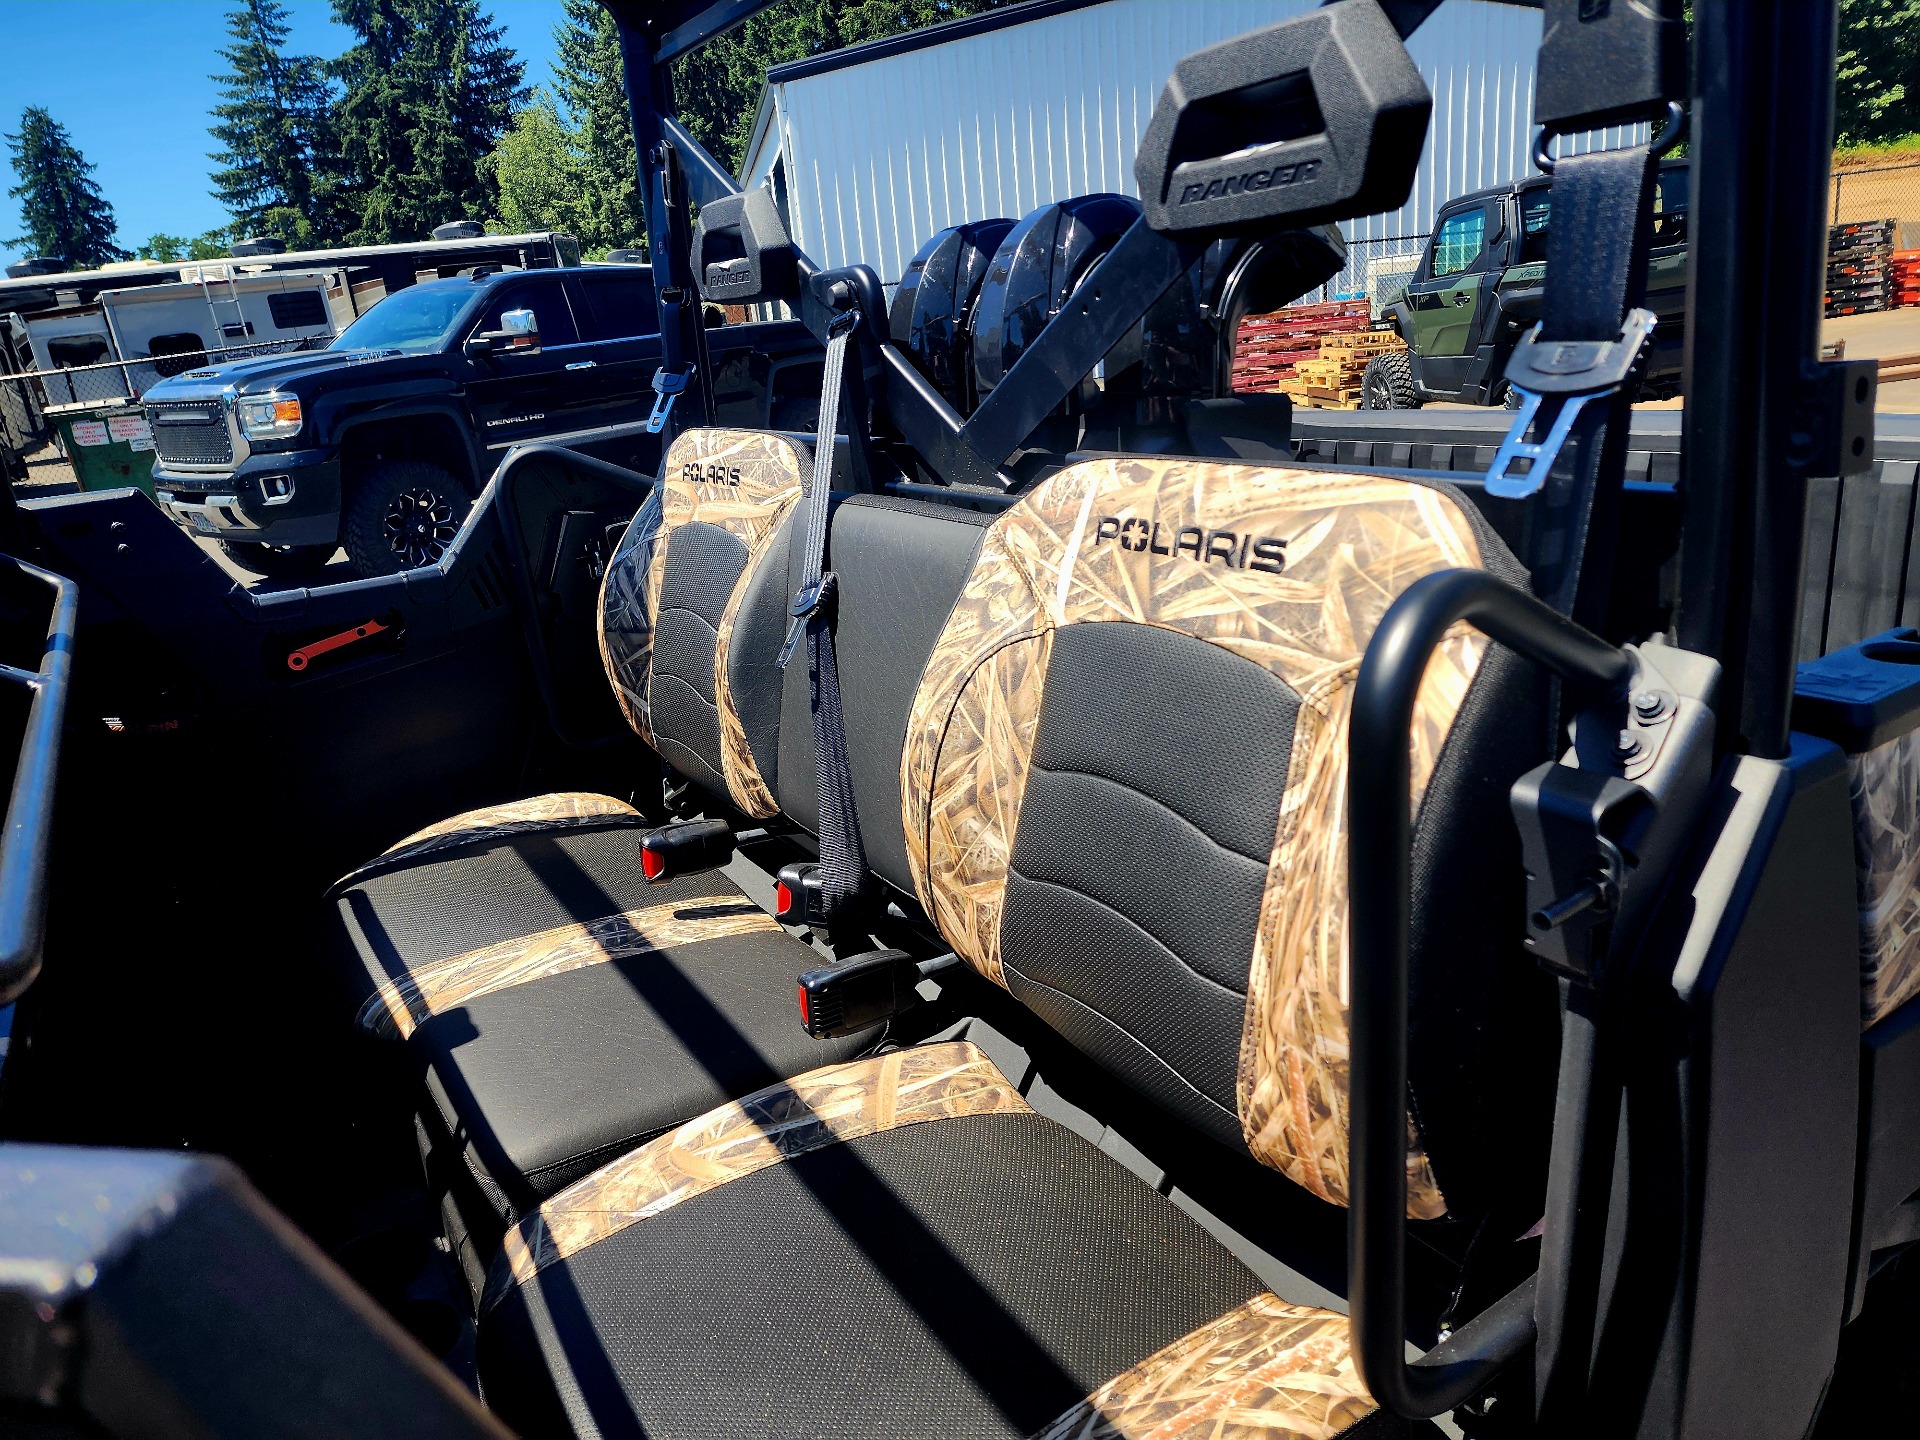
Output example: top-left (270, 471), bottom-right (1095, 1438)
top-left (0, 335), bottom-right (329, 413)
top-left (1307, 234), bottom-right (1430, 320)
top-left (1830, 158), bottom-right (1920, 240)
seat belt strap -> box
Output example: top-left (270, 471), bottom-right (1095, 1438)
top-left (778, 308), bottom-right (867, 920)
top-left (1488, 140), bottom-right (1664, 625)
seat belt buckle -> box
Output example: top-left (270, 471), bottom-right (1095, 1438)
top-left (774, 862), bottom-right (830, 926)
top-left (645, 364), bottom-right (694, 434)
top-left (1486, 307), bottom-right (1659, 499)
top-left (797, 949), bottom-right (921, 1038)
top-left (776, 573), bottom-right (836, 670)
top-left (638, 817), bottom-right (735, 883)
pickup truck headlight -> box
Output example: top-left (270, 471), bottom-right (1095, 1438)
top-left (238, 396), bottom-right (302, 439)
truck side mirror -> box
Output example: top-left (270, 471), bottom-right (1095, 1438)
top-left (464, 307), bottom-right (541, 359)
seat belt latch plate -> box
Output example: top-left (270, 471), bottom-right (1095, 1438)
top-left (645, 364), bottom-right (694, 434)
top-left (776, 573), bottom-right (836, 670)
top-left (1486, 308), bottom-right (1659, 499)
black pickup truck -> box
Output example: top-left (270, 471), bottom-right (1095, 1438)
top-left (142, 264), bottom-right (825, 577)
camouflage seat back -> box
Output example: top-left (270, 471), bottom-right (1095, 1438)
top-left (900, 457), bottom-right (1556, 1221)
top-left (599, 429), bottom-right (805, 817)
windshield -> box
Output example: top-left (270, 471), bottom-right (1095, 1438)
top-left (331, 283), bottom-right (475, 354)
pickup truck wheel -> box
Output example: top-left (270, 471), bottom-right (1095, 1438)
top-left (220, 541), bottom-right (335, 579)
top-left (1360, 350), bottom-right (1421, 409)
top-left (343, 461), bottom-right (472, 577)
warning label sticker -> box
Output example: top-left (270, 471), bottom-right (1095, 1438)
top-left (70, 420), bottom-right (109, 447)
top-left (108, 414), bottom-right (153, 445)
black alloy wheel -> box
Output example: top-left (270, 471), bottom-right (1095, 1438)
top-left (383, 485), bottom-right (461, 569)
top-left (342, 459), bottom-right (474, 578)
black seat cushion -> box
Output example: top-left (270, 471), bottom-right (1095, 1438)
top-left (327, 822), bottom-right (871, 1221)
top-left (479, 1110), bottom-right (1269, 1440)
top-left (413, 921), bottom-right (870, 1218)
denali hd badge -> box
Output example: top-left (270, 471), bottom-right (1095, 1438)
top-left (1093, 515), bottom-right (1287, 574)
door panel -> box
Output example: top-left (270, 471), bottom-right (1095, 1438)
top-left (463, 279), bottom-right (588, 445)
top-left (571, 272), bottom-right (663, 432)
top-left (1405, 205), bottom-right (1491, 359)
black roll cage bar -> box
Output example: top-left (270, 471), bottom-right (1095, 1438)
top-left (591, 0), bottom-right (1848, 1419)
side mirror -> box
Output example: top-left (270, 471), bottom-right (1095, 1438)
top-left (463, 307), bottom-right (541, 359)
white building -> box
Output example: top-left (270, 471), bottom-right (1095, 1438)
top-left (737, 0), bottom-right (1646, 302)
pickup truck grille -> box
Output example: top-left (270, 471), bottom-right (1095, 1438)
top-left (148, 402), bottom-right (234, 467)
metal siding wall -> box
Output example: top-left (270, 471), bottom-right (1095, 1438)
top-left (760, 0), bottom-right (1647, 284)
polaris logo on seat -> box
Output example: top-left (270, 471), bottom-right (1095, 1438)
top-left (1179, 159), bottom-right (1321, 206)
top-left (1093, 515), bottom-right (1286, 574)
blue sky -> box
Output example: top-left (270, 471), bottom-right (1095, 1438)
top-left (1, 0), bottom-right (569, 268)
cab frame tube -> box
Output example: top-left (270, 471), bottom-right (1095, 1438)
top-left (1348, 566), bottom-right (1630, 1416)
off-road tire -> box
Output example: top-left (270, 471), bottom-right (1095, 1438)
top-left (342, 460), bottom-right (472, 578)
top-left (220, 540), bottom-right (335, 579)
top-left (1360, 349), bottom-right (1422, 410)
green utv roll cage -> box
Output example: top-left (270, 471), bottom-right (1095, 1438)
top-left (0, 1), bottom-right (1906, 1436)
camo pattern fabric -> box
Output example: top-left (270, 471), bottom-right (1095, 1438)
top-left (597, 429), bottom-right (804, 788)
top-left (900, 457), bottom-right (1489, 1217)
top-left (1029, 1293), bottom-right (1371, 1440)
top-left (330, 793), bottom-right (642, 891)
top-left (711, 513), bottom-right (792, 819)
top-left (1851, 731), bottom-right (1920, 1027)
top-left (487, 1042), bottom-right (1030, 1308)
top-left (355, 897), bottom-right (780, 1041)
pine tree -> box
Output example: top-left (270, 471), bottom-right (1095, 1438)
top-left (208, 0), bottom-right (339, 247)
top-left (551, 0), bottom-right (643, 253)
top-left (330, 0), bottom-right (527, 244)
top-left (4, 107), bottom-right (125, 268)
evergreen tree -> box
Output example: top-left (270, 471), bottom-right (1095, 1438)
top-left (208, 0), bottom-right (339, 247)
top-left (551, 0), bottom-right (644, 252)
top-left (4, 107), bottom-right (126, 268)
top-left (330, 0), bottom-right (527, 244)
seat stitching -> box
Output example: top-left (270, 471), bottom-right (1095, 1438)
top-left (1023, 760), bottom-right (1277, 868)
top-left (1003, 868), bottom-right (1253, 1003)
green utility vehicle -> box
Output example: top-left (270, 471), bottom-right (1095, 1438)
top-left (1362, 160), bottom-right (1689, 408)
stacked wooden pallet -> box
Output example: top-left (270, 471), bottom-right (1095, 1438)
top-left (1281, 331), bottom-right (1408, 409)
top-left (1827, 218), bottom-right (1896, 317)
top-left (1230, 299), bottom-right (1371, 394)
top-left (1893, 250), bottom-right (1920, 309)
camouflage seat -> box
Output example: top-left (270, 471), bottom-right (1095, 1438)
top-left (322, 430), bottom-right (873, 1232)
top-left (478, 457), bottom-right (1559, 1439)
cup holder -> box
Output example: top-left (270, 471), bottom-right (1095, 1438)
top-left (1861, 636), bottom-right (1920, 665)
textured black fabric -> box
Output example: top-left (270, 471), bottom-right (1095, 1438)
top-left (327, 817), bottom-right (870, 1222)
top-left (414, 925), bottom-right (868, 1219)
top-left (329, 825), bottom-right (733, 1009)
top-left (725, 510), bottom-right (795, 802)
top-left (778, 496), bottom-right (991, 896)
top-left (1000, 623), bottom-right (1297, 1144)
top-left (481, 1112), bottom-right (1266, 1440)
top-left (651, 521), bottom-right (751, 798)
top-left (1407, 637), bottom-right (1557, 1224)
